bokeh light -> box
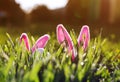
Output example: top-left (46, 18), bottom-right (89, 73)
top-left (15, 0), bottom-right (68, 13)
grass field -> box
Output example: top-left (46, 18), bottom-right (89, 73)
top-left (0, 24), bottom-right (120, 82)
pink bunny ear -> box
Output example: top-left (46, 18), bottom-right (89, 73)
top-left (31, 34), bottom-right (50, 53)
top-left (20, 33), bottom-right (30, 51)
top-left (57, 24), bottom-right (76, 61)
top-left (77, 25), bottom-right (90, 51)
top-left (57, 24), bottom-right (65, 44)
top-left (57, 24), bottom-right (73, 51)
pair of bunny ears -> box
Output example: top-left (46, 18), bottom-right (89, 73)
top-left (20, 24), bottom-right (90, 62)
top-left (57, 24), bottom-right (90, 61)
top-left (20, 33), bottom-right (50, 53)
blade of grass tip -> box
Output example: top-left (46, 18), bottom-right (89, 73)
top-left (95, 28), bottom-right (103, 48)
top-left (70, 30), bottom-right (77, 46)
top-left (98, 28), bottom-right (103, 40)
top-left (31, 36), bottom-right (35, 46)
top-left (93, 43), bottom-right (102, 67)
top-left (94, 35), bottom-right (102, 55)
top-left (48, 39), bottom-right (55, 53)
top-left (101, 38), bottom-right (107, 46)
top-left (56, 45), bottom-right (63, 57)
top-left (61, 53), bottom-right (66, 65)
top-left (95, 65), bottom-right (107, 76)
top-left (43, 48), bottom-right (48, 57)
top-left (0, 46), bottom-right (9, 60)
top-left (78, 47), bottom-right (84, 63)
top-left (4, 44), bottom-right (9, 52)
top-left (6, 33), bottom-right (14, 47)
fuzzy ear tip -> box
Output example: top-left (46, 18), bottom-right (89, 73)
top-left (44, 34), bottom-right (50, 40)
top-left (58, 24), bottom-right (63, 26)
top-left (21, 33), bottom-right (27, 36)
top-left (20, 33), bottom-right (27, 39)
top-left (21, 33), bottom-right (27, 35)
top-left (57, 24), bottom-right (64, 33)
top-left (57, 24), bottom-right (64, 28)
top-left (82, 25), bottom-right (90, 29)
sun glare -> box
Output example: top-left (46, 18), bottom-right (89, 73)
top-left (15, 0), bottom-right (68, 13)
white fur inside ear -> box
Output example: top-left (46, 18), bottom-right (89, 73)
top-left (36, 48), bottom-right (44, 54)
top-left (36, 48), bottom-right (51, 56)
top-left (73, 47), bottom-right (77, 58)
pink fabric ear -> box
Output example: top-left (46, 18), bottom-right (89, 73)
top-left (57, 24), bottom-right (65, 44)
top-left (57, 24), bottom-right (73, 52)
top-left (31, 34), bottom-right (50, 53)
top-left (71, 47), bottom-right (77, 62)
top-left (63, 27), bottom-right (74, 55)
top-left (77, 25), bottom-right (90, 51)
top-left (20, 33), bottom-right (30, 51)
top-left (57, 24), bottom-right (76, 61)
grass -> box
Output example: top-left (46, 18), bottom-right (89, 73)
top-left (0, 29), bottom-right (120, 82)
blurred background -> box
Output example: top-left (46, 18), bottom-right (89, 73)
top-left (0, 0), bottom-right (120, 43)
